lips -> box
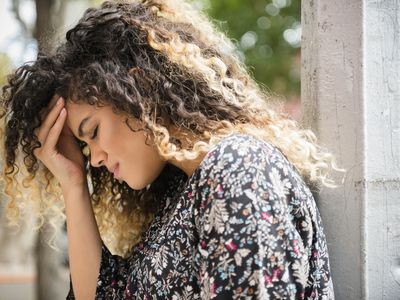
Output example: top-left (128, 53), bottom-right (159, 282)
top-left (109, 163), bottom-right (119, 176)
top-left (113, 164), bottom-right (120, 178)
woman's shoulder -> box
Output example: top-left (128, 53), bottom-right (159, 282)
top-left (195, 132), bottom-right (292, 178)
top-left (190, 132), bottom-right (314, 199)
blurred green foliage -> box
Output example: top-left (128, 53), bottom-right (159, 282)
top-left (202, 0), bottom-right (301, 97)
top-left (0, 0), bottom-right (301, 98)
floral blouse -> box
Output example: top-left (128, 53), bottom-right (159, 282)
top-left (66, 133), bottom-right (334, 299)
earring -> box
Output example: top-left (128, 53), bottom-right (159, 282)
top-left (83, 144), bottom-right (90, 157)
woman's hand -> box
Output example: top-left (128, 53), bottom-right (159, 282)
top-left (33, 94), bottom-right (87, 189)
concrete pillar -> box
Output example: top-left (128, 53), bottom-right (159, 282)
top-left (302, 0), bottom-right (400, 299)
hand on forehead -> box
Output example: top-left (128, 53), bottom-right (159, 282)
top-left (39, 94), bottom-right (62, 121)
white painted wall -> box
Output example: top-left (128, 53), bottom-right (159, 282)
top-left (302, 0), bottom-right (400, 299)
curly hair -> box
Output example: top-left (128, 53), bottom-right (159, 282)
top-left (0, 0), bottom-right (345, 256)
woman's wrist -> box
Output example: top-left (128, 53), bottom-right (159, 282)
top-left (61, 181), bottom-right (90, 206)
top-left (61, 179), bottom-right (88, 194)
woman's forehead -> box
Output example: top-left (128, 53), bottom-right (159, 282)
top-left (65, 102), bottom-right (105, 130)
top-left (65, 100), bottom-right (107, 113)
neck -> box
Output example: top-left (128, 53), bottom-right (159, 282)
top-left (168, 152), bottom-right (207, 178)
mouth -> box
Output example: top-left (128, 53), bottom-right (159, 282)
top-left (109, 163), bottom-right (120, 179)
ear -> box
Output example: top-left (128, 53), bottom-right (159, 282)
top-left (124, 117), bottom-right (144, 133)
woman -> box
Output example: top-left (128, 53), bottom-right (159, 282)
top-left (0, 0), bottom-right (344, 299)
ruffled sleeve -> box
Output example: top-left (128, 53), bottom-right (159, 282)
top-left (193, 137), bottom-right (312, 299)
top-left (66, 240), bottom-right (131, 299)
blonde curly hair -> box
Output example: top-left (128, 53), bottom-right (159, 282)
top-left (0, 0), bottom-right (345, 256)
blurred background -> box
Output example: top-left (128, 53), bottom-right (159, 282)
top-left (0, 0), bottom-right (301, 299)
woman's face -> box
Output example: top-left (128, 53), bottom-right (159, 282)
top-left (65, 101), bottom-right (167, 190)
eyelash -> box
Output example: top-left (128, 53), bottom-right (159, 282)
top-left (91, 126), bottom-right (98, 139)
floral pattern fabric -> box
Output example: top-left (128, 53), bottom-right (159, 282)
top-left (67, 133), bottom-right (334, 299)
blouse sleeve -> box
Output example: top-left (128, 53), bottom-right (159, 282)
top-left (193, 139), bottom-right (309, 299)
top-left (66, 240), bottom-right (131, 299)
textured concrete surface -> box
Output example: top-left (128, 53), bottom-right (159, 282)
top-left (302, 0), bottom-right (400, 299)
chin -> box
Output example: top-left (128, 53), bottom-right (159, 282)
top-left (125, 178), bottom-right (148, 191)
top-left (125, 167), bottom-right (165, 190)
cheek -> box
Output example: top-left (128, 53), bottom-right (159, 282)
top-left (123, 135), bottom-right (165, 186)
top-left (103, 120), bottom-right (146, 166)
top-left (100, 118), bottom-right (128, 151)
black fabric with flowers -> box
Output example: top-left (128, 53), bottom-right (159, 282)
top-left (66, 133), bottom-right (334, 299)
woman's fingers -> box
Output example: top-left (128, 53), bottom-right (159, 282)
top-left (44, 107), bottom-right (67, 152)
top-left (37, 96), bottom-right (64, 144)
top-left (38, 94), bottom-right (60, 122)
top-left (33, 95), bottom-right (66, 161)
top-left (30, 95), bottom-right (86, 187)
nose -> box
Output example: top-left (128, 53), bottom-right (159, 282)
top-left (89, 144), bottom-right (107, 168)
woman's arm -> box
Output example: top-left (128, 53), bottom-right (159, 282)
top-left (31, 94), bottom-right (103, 299)
top-left (63, 183), bottom-right (102, 300)
top-left (31, 95), bottom-right (131, 299)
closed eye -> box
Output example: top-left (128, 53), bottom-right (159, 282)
top-left (91, 125), bottom-right (98, 139)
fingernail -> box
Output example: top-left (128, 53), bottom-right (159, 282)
top-left (57, 97), bottom-right (63, 105)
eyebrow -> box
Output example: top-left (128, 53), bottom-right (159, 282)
top-left (78, 116), bottom-right (92, 138)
